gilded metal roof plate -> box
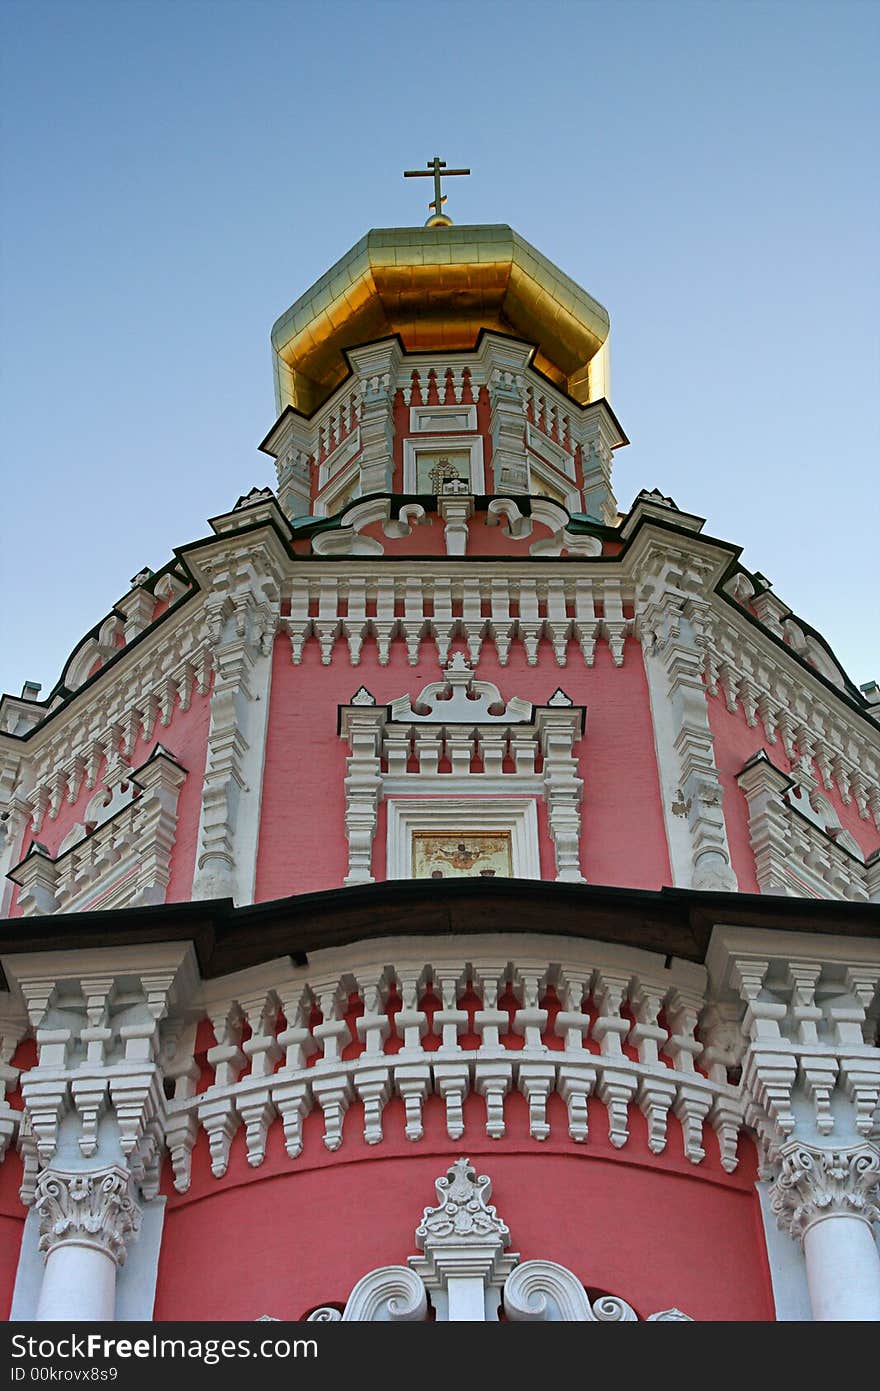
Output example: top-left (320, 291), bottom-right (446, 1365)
top-left (271, 225), bottom-right (610, 414)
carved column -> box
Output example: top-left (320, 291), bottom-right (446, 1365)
top-left (712, 930), bottom-right (880, 1321)
top-left (33, 1165), bottom-right (141, 1321)
top-left (574, 403), bottom-right (620, 526)
top-left (268, 411), bottom-right (314, 519)
top-left (0, 750), bottom-right (33, 917)
top-left (770, 1143), bottom-right (880, 1321)
top-left (7, 945), bottom-right (196, 1318)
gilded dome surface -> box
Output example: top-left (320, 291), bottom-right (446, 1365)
top-left (271, 224), bottom-right (611, 414)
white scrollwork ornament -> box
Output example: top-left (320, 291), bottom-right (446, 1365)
top-left (34, 1167), bottom-right (141, 1267)
top-left (415, 1157), bottom-right (510, 1246)
top-left (342, 1266), bottom-right (428, 1322)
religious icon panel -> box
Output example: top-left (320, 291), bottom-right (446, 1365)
top-left (412, 830), bottom-right (513, 879)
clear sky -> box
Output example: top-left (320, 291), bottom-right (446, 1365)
top-left (1, 0), bottom-right (877, 700)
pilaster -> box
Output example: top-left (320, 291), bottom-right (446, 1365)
top-left (347, 340), bottom-right (403, 497)
top-left (637, 551), bottom-right (737, 891)
top-left (192, 539), bottom-right (282, 904)
top-left (482, 338), bottom-right (532, 493)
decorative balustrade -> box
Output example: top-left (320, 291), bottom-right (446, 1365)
top-left (282, 570), bottom-right (632, 668)
top-left (161, 937), bottom-right (744, 1191)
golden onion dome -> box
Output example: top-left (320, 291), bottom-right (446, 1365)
top-left (271, 224), bottom-right (611, 416)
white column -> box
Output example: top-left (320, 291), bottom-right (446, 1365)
top-left (36, 1243), bottom-right (118, 1321)
top-left (33, 1167), bottom-right (141, 1323)
top-left (771, 1143), bottom-right (880, 1322)
top-left (803, 1214), bottom-right (880, 1321)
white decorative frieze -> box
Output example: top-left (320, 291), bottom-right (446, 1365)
top-left (162, 934), bottom-right (736, 1191)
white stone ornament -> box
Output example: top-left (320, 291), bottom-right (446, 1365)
top-left (770, 1142), bottom-right (880, 1241)
top-left (34, 1166), bottom-right (141, 1266)
top-left (312, 1159), bottom-right (692, 1322)
top-left (416, 1156), bottom-right (509, 1244)
top-left (341, 1266), bottom-right (428, 1322)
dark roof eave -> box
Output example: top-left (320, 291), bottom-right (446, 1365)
top-left (1, 879), bottom-right (877, 990)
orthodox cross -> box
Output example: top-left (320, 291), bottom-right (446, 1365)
top-left (404, 155), bottom-right (470, 221)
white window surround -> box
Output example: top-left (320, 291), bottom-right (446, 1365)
top-left (317, 428), bottom-right (362, 492)
top-left (526, 449), bottom-right (581, 513)
top-left (409, 404), bottom-right (478, 433)
top-left (314, 453), bottom-right (362, 518)
top-left (525, 420), bottom-right (576, 480)
top-left (402, 434), bottom-right (485, 494)
top-left (386, 795), bottom-right (541, 881)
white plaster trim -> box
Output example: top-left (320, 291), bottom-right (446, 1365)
top-left (116, 1196), bottom-right (165, 1321)
top-left (641, 647), bottom-right (694, 886)
top-left (527, 453), bottom-right (581, 512)
top-left (317, 427), bottom-right (362, 492)
top-left (402, 434), bottom-right (485, 494)
top-left (383, 775), bottom-right (543, 799)
top-left (385, 796), bottom-right (540, 880)
top-left (314, 451), bottom-right (362, 518)
top-left (409, 405), bottom-right (477, 433)
top-left (525, 421), bottom-right (575, 479)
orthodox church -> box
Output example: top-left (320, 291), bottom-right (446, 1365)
top-left (1, 163), bottom-right (878, 1324)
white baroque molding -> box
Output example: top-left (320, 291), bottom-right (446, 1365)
top-left (9, 746), bottom-right (187, 915)
top-left (4, 942), bottom-right (198, 1203)
top-left (296, 1158), bottom-right (692, 1322)
top-left (34, 1165), bottom-right (141, 1266)
top-left (339, 658), bottom-right (586, 886)
top-left (736, 751), bottom-right (871, 902)
top-left (192, 540), bottom-right (283, 904)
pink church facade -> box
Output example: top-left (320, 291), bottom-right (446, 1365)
top-left (1, 217), bottom-right (879, 1324)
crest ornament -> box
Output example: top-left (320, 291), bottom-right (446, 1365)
top-left (415, 1157), bottom-right (510, 1246)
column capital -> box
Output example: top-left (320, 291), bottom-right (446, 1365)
top-left (770, 1141), bottom-right (880, 1242)
top-left (35, 1165), bottom-right (142, 1266)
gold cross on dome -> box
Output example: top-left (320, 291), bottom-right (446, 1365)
top-left (404, 155), bottom-right (470, 226)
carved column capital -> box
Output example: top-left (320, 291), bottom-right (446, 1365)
top-left (35, 1165), bottom-right (142, 1266)
top-left (770, 1142), bottom-right (880, 1242)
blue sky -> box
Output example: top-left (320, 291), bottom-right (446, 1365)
top-left (1, 0), bottom-right (877, 699)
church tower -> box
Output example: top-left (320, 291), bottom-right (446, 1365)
top-left (1, 165), bottom-right (879, 1324)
